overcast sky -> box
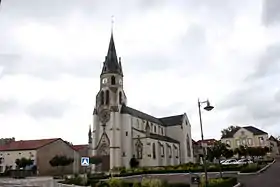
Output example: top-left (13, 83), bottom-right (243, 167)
top-left (0, 0), bottom-right (280, 144)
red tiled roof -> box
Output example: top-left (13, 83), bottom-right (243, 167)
top-left (0, 138), bottom-right (60, 151)
top-left (72, 144), bottom-right (88, 151)
top-left (196, 139), bottom-right (217, 145)
top-left (192, 139), bottom-right (198, 145)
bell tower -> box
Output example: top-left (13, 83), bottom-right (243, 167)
top-left (92, 31), bottom-right (126, 171)
top-left (96, 32), bottom-right (127, 112)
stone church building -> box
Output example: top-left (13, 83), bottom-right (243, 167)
top-left (88, 33), bottom-right (194, 171)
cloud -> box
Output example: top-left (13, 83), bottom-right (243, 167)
top-left (262, 0), bottom-right (280, 26)
top-left (0, 99), bottom-right (18, 113)
top-left (1, 0), bottom-right (280, 144)
top-left (246, 44), bottom-right (280, 80)
top-left (218, 43), bottom-right (280, 133)
top-left (25, 98), bottom-right (72, 119)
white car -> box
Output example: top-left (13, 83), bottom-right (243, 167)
top-left (221, 159), bottom-right (238, 165)
top-left (236, 158), bottom-right (253, 165)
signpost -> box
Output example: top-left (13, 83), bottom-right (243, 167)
top-left (81, 157), bottom-right (90, 167)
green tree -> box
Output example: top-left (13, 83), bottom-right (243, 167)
top-left (89, 156), bottom-right (102, 165)
top-left (15, 158), bottom-right (34, 169)
top-left (49, 155), bottom-right (74, 175)
top-left (207, 141), bottom-right (231, 178)
top-left (221, 126), bottom-right (240, 137)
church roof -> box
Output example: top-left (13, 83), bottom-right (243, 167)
top-left (159, 115), bottom-right (184, 126)
top-left (120, 105), bottom-right (184, 127)
top-left (101, 33), bottom-right (123, 76)
top-left (133, 128), bottom-right (179, 143)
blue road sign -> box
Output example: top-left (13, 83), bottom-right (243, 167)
top-left (81, 157), bottom-right (89, 166)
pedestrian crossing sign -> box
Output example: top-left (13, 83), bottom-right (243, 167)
top-left (81, 157), bottom-right (89, 166)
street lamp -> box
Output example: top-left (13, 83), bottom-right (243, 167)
top-left (198, 99), bottom-right (214, 187)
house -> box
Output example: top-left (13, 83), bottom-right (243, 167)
top-left (220, 126), bottom-right (269, 149)
top-left (268, 136), bottom-right (280, 156)
top-left (88, 32), bottom-right (194, 171)
top-left (0, 138), bottom-right (80, 175)
top-left (192, 139), bottom-right (216, 163)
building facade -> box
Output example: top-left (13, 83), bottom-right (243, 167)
top-left (0, 138), bottom-right (80, 175)
top-left (89, 33), bottom-right (194, 171)
top-left (221, 126), bottom-right (269, 149)
top-left (268, 136), bottom-right (280, 157)
top-left (193, 139), bottom-right (216, 164)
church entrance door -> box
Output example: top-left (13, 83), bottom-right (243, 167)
top-left (96, 133), bottom-right (110, 172)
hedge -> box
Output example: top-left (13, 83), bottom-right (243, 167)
top-left (204, 177), bottom-right (238, 187)
top-left (86, 161), bottom-right (271, 180)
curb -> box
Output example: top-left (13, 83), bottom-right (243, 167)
top-left (104, 171), bottom-right (238, 179)
top-left (233, 183), bottom-right (242, 187)
top-left (238, 159), bottom-right (276, 175)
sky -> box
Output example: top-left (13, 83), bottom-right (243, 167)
top-left (0, 0), bottom-right (280, 144)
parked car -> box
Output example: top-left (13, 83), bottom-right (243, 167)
top-left (221, 159), bottom-right (238, 165)
top-left (236, 158), bottom-right (253, 165)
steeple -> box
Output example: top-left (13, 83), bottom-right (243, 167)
top-left (88, 124), bottom-right (92, 144)
top-left (101, 33), bottom-right (123, 76)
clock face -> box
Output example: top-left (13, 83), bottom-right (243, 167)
top-left (119, 79), bottom-right (122, 85)
top-left (102, 78), bottom-right (108, 84)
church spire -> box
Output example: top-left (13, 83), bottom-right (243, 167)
top-left (101, 18), bottom-right (123, 77)
top-left (88, 124), bottom-right (92, 144)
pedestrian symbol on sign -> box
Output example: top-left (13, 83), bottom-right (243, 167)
top-left (81, 157), bottom-right (89, 166)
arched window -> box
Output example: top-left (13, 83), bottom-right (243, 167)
top-left (186, 134), bottom-right (191, 157)
top-left (119, 92), bottom-right (122, 104)
top-left (152, 143), bottom-right (156, 159)
top-left (111, 76), bottom-right (116, 85)
top-left (105, 90), bottom-right (109, 105)
top-left (100, 91), bottom-right (104, 105)
top-left (145, 122), bottom-right (150, 132)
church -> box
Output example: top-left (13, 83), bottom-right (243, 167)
top-left (88, 32), bottom-right (194, 171)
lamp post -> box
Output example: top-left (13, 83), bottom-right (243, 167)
top-left (198, 99), bottom-right (214, 187)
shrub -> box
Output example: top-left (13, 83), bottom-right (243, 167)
top-left (141, 178), bottom-right (162, 187)
top-left (62, 176), bottom-right (84, 185)
top-left (201, 177), bottom-right (237, 187)
top-left (107, 177), bottom-right (124, 187)
top-left (239, 163), bottom-right (262, 173)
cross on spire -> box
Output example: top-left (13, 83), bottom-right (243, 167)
top-left (111, 15), bottom-right (115, 34)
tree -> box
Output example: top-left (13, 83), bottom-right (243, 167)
top-left (15, 158), bottom-right (34, 169)
top-left (221, 126), bottom-right (240, 137)
top-left (207, 141), bottom-right (231, 178)
top-left (49, 155), bottom-right (74, 175)
top-left (223, 149), bottom-right (234, 159)
top-left (89, 156), bottom-right (102, 165)
top-left (129, 157), bottom-right (139, 168)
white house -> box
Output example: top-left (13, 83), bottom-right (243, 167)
top-left (88, 33), bottom-right (194, 171)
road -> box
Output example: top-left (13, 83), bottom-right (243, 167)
top-left (239, 160), bottom-right (280, 187)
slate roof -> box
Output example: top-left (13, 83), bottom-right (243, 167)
top-left (133, 128), bottom-right (179, 143)
top-left (101, 33), bottom-right (123, 76)
top-left (0, 138), bottom-right (60, 151)
top-left (159, 115), bottom-right (184, 126)
top-left (221, 126), bottom-right (268, 139)
top-left (121, 105), bottom-right (184, 127)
